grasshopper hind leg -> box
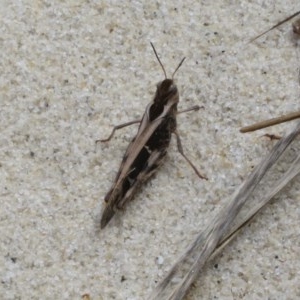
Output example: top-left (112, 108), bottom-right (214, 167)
top-left (174, 130), bottom-right (208, 180)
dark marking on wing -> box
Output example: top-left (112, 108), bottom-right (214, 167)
top-left (116, 116), bottom-right (176, 206)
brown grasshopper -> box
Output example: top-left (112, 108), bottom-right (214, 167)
top-left (99, 43), bottom-right (207, 229)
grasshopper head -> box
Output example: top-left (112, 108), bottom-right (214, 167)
top-left (150, 42), bottom-right (183, 106)
top-left (154, 78), bottom-right (178, 105)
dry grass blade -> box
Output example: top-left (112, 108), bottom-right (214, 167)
top-left (249, 10), bottom-right (300, 43)
top-left (240, 110), bottom-right (300, 132)
top-left (149, 121), bottom-right (300, 300)
top-left (212, 137), bottom-right (300, 259)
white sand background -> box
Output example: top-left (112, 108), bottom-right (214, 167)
top-left (0, 1), bottom-right (299, 299)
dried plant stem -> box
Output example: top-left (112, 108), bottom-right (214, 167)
top-left (240, 110), bottom-right (300, 132)
top-left (249, 10), bottom-right (300, 43)
top-left (149, 121), bottom-right (300, 300)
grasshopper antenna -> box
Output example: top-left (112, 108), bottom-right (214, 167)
top-left (172, 56), bottom-right (186, 79)
top-left (150, 42), bottom-right (167, 79)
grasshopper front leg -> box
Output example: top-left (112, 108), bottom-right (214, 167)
top-left (97, 119), bottom-right (141, 143)
top-left (177, 105), bottom-right (201, 115)
top-left (99, 105), bottom-right (201, 143)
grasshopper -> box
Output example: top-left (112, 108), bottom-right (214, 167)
top-left (99, 43), bottom-right (207, 229)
